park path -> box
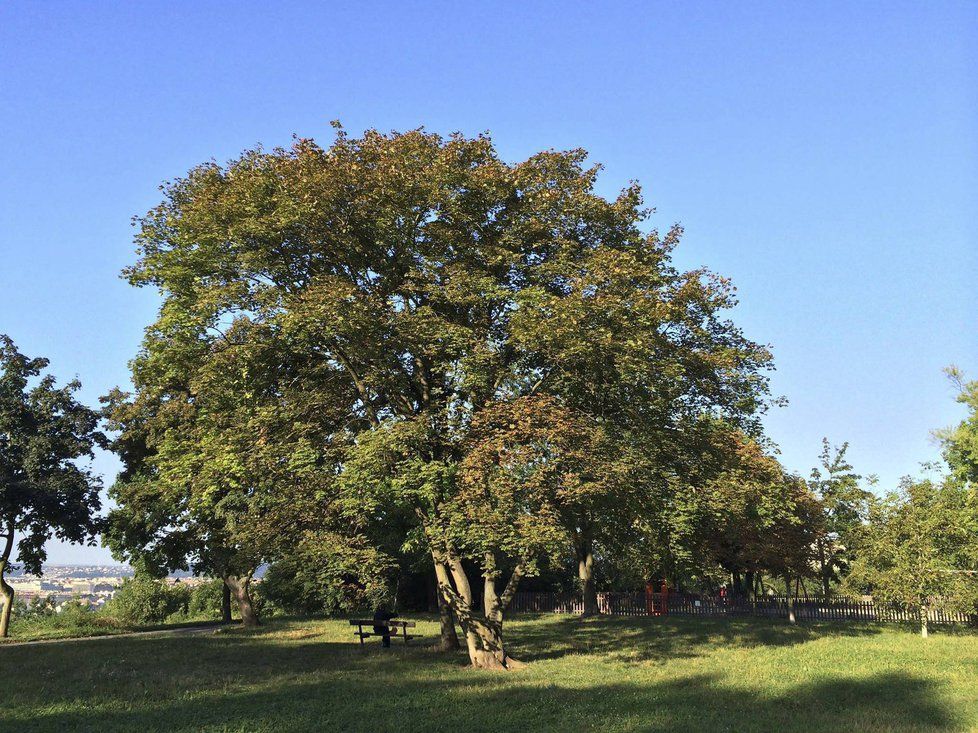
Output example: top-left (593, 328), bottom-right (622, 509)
top-left (0, 623), bottom-right (230, 648)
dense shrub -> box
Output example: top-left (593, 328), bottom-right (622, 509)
top-left (107, 574), bottom-right (189, 624)
top-left (12, 595), bottom-right (57, 621)
top-left (187, 579), bottom-right (225, 618)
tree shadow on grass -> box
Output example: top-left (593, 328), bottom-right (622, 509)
top-left (2, 618), bottom-right (969, 732)
top-left (505, 613), bottom-right (890, 664)
top-left (11, 661), bottom-right (959, 733)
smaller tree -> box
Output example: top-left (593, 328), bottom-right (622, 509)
top-left (668, 427), bottom-right (822, 598)
top-left (847, 477), bottom-right (978, 638)
top-left (0, 336), bottom-right (103, 637)
top-left (808, 439), bottom-right (872, 596)
top-left (102, 328), bottom-right (296, 628)
top-left (444, 396), bottom-right (630, 667)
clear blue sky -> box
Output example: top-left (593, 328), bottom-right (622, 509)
top-left (1, 2), bottom-right (975, 564)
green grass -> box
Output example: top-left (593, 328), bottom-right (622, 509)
top-left (3, 614), bottom-right (976, 732)
top-left (2, 609), bottom-right (220, 643)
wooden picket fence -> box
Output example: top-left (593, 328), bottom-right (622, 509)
top-left (506, 591), bottom-right (978, 626)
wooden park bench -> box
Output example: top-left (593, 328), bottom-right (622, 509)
top-left (349, 618), bottom-right (418, 646)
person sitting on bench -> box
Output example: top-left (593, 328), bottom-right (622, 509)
top-left (373, 605), bottom-right (398, 648)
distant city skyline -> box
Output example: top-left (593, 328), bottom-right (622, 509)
top-left (1, 2), bottom-right (975, 565)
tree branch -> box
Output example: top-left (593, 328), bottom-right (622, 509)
top-left (330, 342), bottom-right (380, 427)
top-left (499, 564), bottom-right (524, 610)
top-left (1, 520), bottom-right (14, 564)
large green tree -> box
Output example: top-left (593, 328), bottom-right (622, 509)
top-left (121, 126), bottom-right (774, 667)
top-left (0, 336), bottom-right (103, 637)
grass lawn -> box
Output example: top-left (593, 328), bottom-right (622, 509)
top-left (1, 615), bottom-right (225, 644)
top-left (4, 614), bottom-right (976, 732)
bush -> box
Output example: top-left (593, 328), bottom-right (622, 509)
top-left (260, 559), bottom-right (343, 615)
top-left (107, 574), bottom-right (189, 624)
top-left (250, 580), bottom-right (274, 619)
top-left (188, 579), bottom-right (225, 618)
top-left (13, 595), bottom-right (57, 621)
top-left (8, 598), bottom-right (126, 639)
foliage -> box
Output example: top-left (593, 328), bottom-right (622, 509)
top-left (0, 335), bottom-right (104, 635)
top-left (261, 534), bottom-right (396, 615)
top-left (938, 367), bottom-right (978, 487)
top-left (107, 573), bottom-right (191, 624)
top-left (187, 579), bottom-right (226, 618)
top-left (847, 477), bottom-right (978, 635)
top-left (20, 603), bottom-right (126, 638)
top-left (453, 396), bottom-right (624, 575)
top-left (808, 439), bottom-right (872, 594)
top-left (641, 424), bottom-right (823, 595)
top-left (11, 594), bottom-right (56, 621)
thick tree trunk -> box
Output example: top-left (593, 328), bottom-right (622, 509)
top-left (576, 533), bottom-right (599, 617)
top-left (224, 574), bottom-right (259, 627)
top-left (0, 527), bottom-right (14, 638)
top-left (468, 619), bottom-right (511, 669)
top-left (478, 565), bottom-right (509, 669)
top-left (0, 566), bottom-right (13, 639)
top-left (436, 583), bottom-right (459, 651)
top-left (434, 551), bottom-right (524, 670)
top-left (920, 605), bottom-right (929, 639)
top-left (221, 581), bottom-right (233, 624)
top-left (446, 555), bottom-right (481, 662)
top-left (429, 554), bottom-right (459, 651)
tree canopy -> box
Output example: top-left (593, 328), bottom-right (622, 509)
top-left (847, 477), bottom-right (978, 637)
top-left (110, 125), bottom-right (786, 665)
